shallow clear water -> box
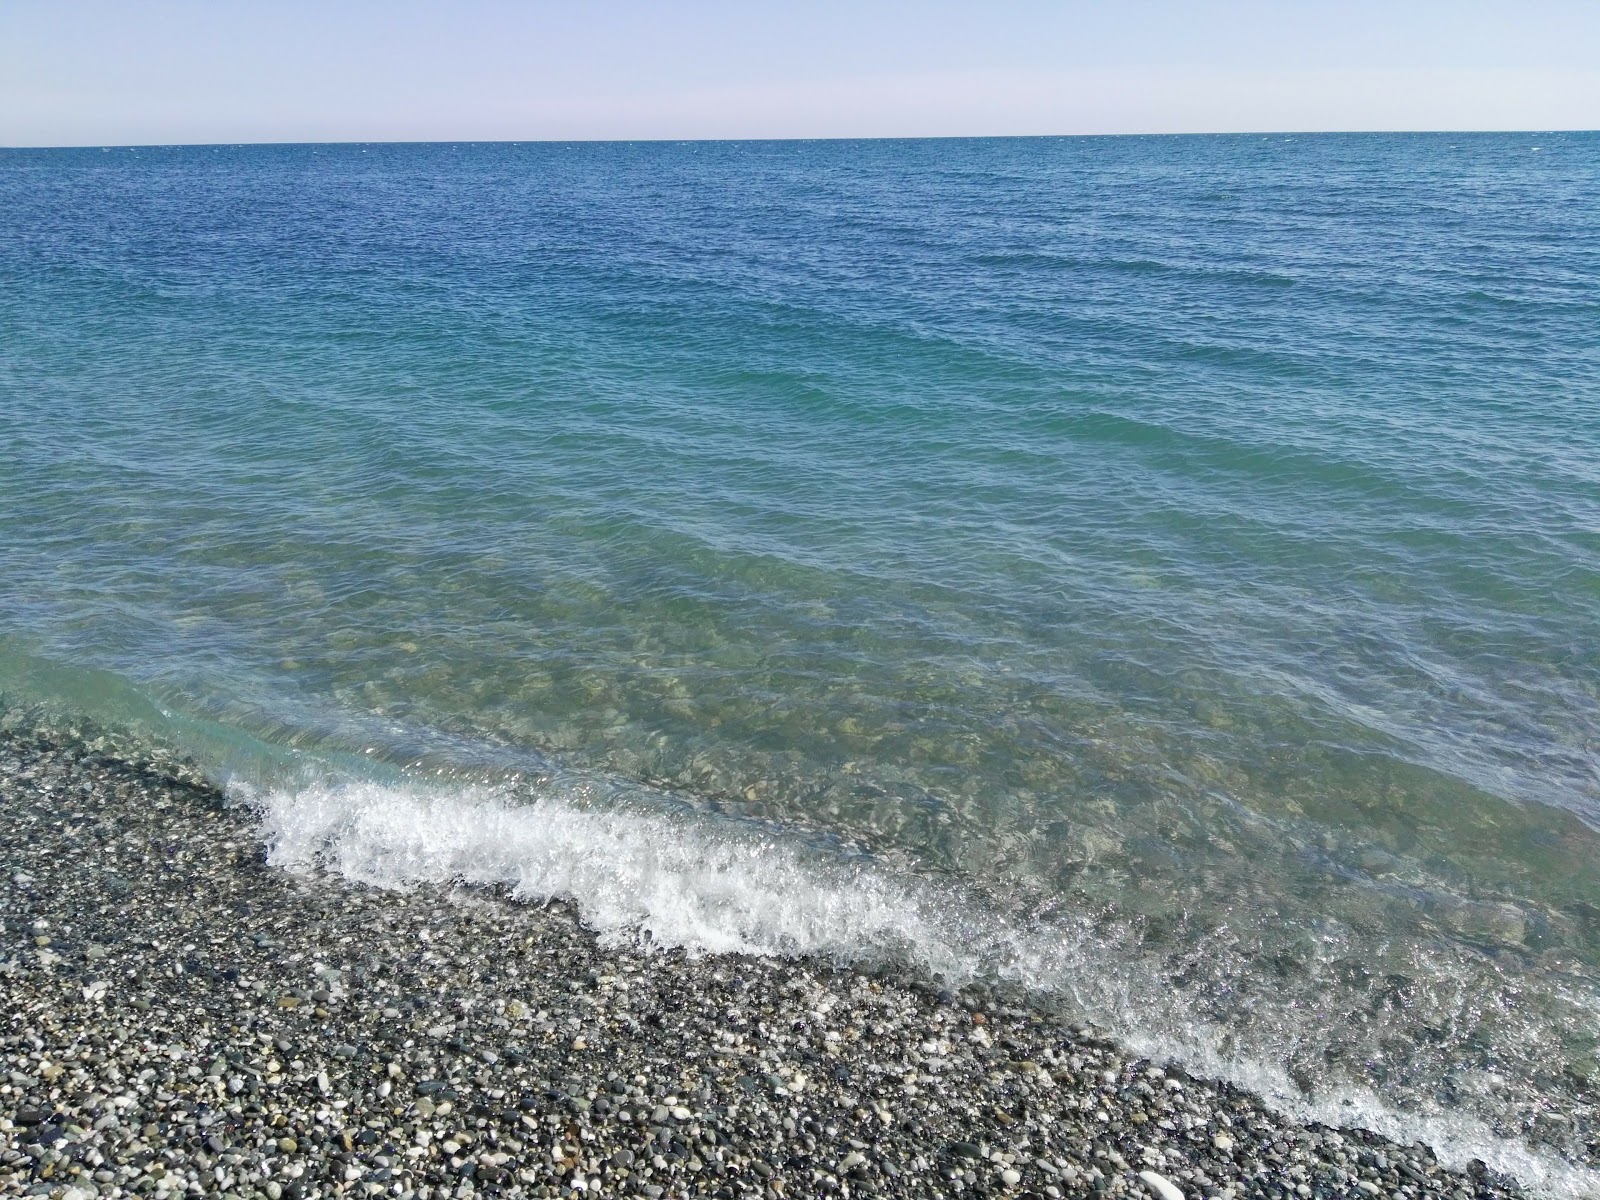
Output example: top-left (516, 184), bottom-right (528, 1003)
top-left (3, 134), bottom-right (1598, 1189)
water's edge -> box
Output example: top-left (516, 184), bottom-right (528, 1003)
top-left (4, 666), bottom-right (1596, 1197)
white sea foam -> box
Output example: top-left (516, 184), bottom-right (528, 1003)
top-left (245, 774), bottom-right (1600, 1199)
top-left (252, 774), bottom-right (965, 968)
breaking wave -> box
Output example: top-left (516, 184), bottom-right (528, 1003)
top-left (247, 771), bottom-right (1600, 1199)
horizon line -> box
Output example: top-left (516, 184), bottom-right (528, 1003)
top-left (4, 127), bottom-right (1597, 153)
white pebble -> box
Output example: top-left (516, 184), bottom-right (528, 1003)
top-left (1139, 1169), bottom-right (1184, 1200)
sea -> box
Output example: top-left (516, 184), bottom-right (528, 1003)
top-left (2, 134), bottom-right (1597, 1193)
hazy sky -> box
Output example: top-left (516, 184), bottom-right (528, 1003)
top-left (3, 0), bottom-right (1598, 146)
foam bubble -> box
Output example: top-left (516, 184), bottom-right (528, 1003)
top-left (245, 773), bottom-right (1600, 1198)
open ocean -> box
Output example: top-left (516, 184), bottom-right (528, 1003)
top-left (2, 134), bottom-right (1597, 1191)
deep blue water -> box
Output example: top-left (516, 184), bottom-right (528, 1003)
top-left (2, 134), bottom-right (1598, 1188)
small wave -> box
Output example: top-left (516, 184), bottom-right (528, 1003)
top-left (245, 772), bottom-right (1600, 1198)
top-left (251, 774), bottom-right (962, 968)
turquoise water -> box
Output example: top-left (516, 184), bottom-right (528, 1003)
top-left (3, 134), bottom-right (1599, 1188)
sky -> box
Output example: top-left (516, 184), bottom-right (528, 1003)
top-left (3, 0), bottom-right (1598, 146)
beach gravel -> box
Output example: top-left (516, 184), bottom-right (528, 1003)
top-left (0, 727), bottom-right (1529, 1200)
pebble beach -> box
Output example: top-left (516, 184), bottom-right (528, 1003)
top-left (0, 727), bottom-right (1528, 1200)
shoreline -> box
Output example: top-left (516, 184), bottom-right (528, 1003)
top-left (0, 728), bottom-right (1531, 1200)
